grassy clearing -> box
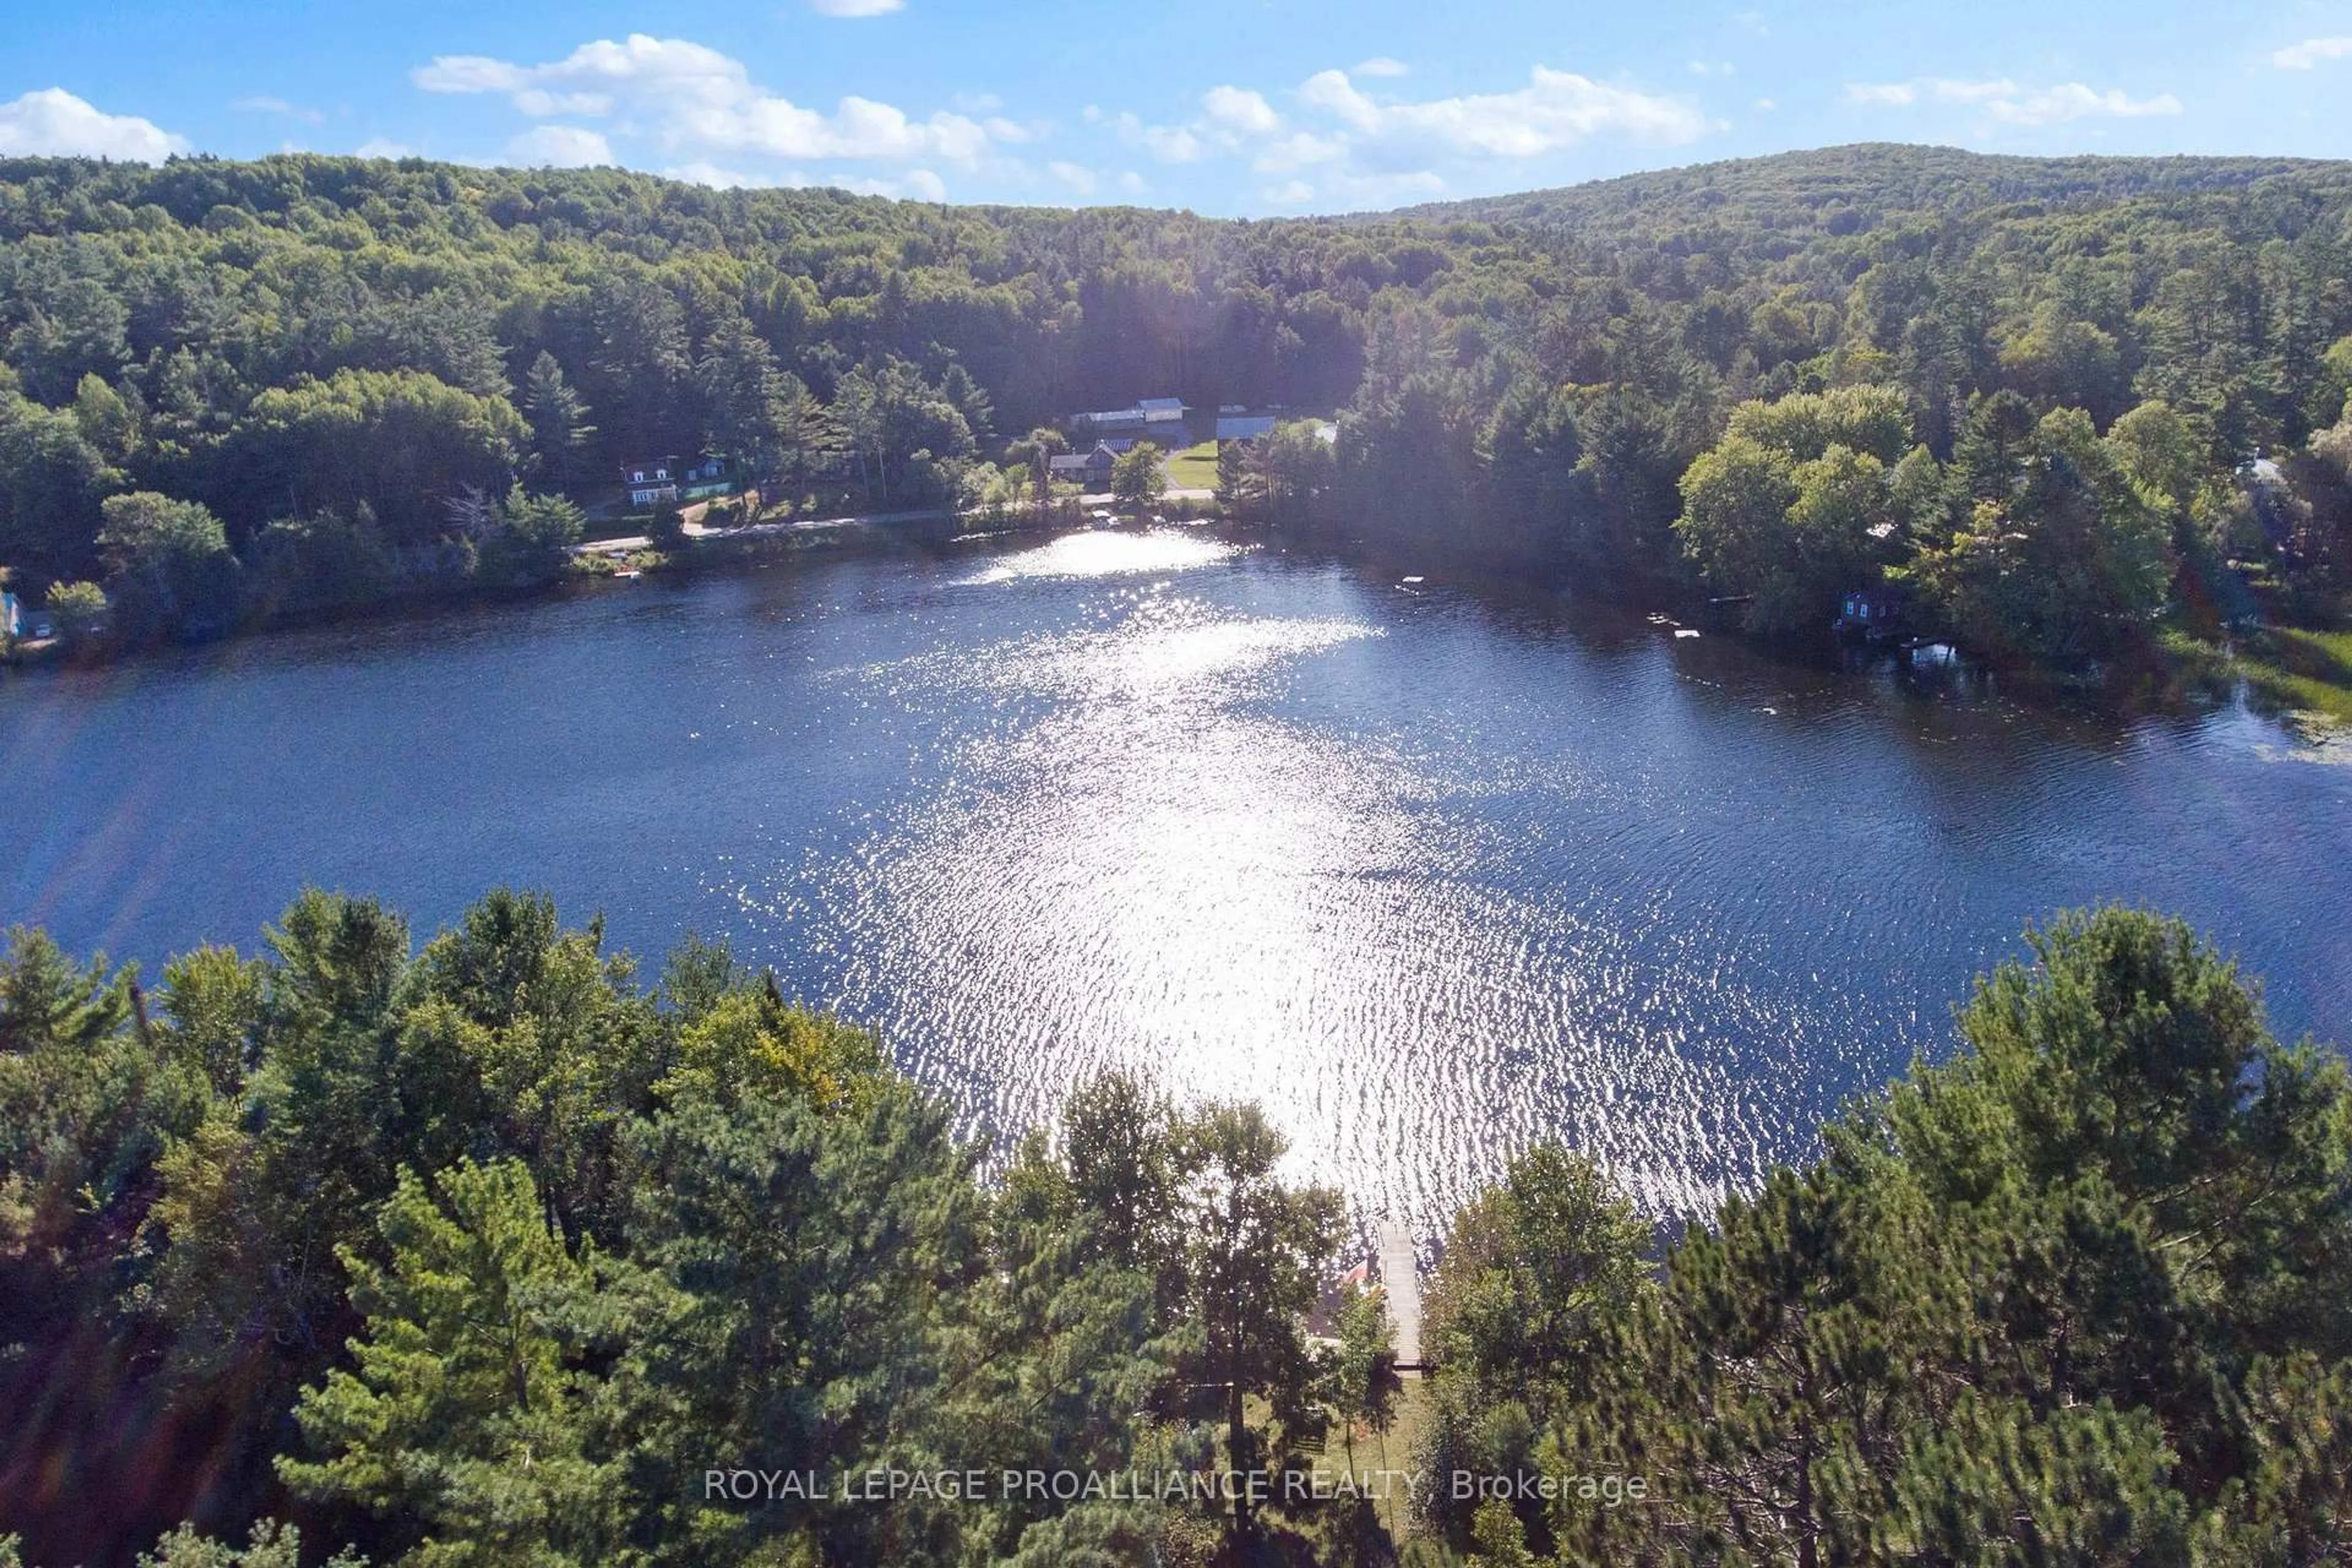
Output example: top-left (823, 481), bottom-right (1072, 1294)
top-left (2160, 625), bottom-right (2352, 725)
top-left (2241, 626), bottom-right (2352, 723)
top-left (1164, 440), bottom-right (1221, 492)
top-left (1305, 1374), bottom-right (1437, 1542)
top-left (568, 548), bottom-right (663, 577)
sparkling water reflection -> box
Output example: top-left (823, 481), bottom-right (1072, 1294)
top-left (2, 527), bottom-right (2346, 1227)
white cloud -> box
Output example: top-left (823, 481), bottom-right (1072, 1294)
top-left (1845, 77), bottom-right (2182, 126)
top-left (1080, 62), bottom-right (1698, 211)
top-left (1985, 82), bottom-right (2182, 125)
top-left (1112, 111), bottom-right (1203, 164)
top-left (0, 88), bottom-right (189, 162)
top-left (1300, 69), bottom-right (1382, 132)
top-left (1754, 97), bottom-right (1776, 111)
top-left (356, 137), bottom-right (418, 159)
top-left (1047, 160), bottom-right (1098, 195)
top-left (1353, 57), bottom-right (1408, 78)
top-left (2274, 36), bottom-right (2352, 69)
top-left (506, 124), bottom-right (612, 166)
top-left (1930, 79), bottom-right (2023, 105)
top-left (1297, 65), bottom-right (1703, 158)
top-left (513, 89), bottom-right (614, 117)
top-left (415, 33), bottom-right (995, 165)
top-left (1253, 130), bottom-right (1348, 173)
top-left (1687, 61), bottom-right (1736, 77)
top-left (1109, 80), bottom-right (1338, 175)
top-left (807, 0), bottom-right (905, 14)
top-left (415, 34), bottom-right (748, 105)
top-left (669, 94), bottom-right (990, 162)
top-left (413, 55), bottom-right (530, 94)
top-left (1117, 169), bottom-right (1147, 195)
top-left (1202, 85), bottom-right (1281, 135)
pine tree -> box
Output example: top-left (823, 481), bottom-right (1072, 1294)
top-left (522, 352), bottom-right (594, 486)
top-left (279, 1159), bottom-right (609, 1566)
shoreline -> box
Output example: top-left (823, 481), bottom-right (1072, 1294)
top-left (9, 507), bottom-right (2346, 737)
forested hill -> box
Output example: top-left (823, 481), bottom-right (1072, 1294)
top-left (1387, 141), bottom-right (2352, 238)
top-left (4, 145), bottom-right (2351, 674)
top-left (0, 153), bottom-right (1412, 594)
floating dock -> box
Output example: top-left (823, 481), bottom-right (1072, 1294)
top-left (1376, 1219), bottom-right (1423, 1370)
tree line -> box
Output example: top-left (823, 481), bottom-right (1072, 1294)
top-left (3, 893), bottom-right (2347, 1564)
top-left (0, 153), bottom-right (1388, 639)
top-left (1414, 907), bottom-right (2352, 1563)
top-left (1221, 145), bottom-right (2352, 671)
top-left (7, 145), bottom-right (2352, 662)
top-left (0, 890), bottom-right (1360, 1566)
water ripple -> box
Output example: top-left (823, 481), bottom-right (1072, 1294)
top-left (4, 530), bottom-right (2346, 1238)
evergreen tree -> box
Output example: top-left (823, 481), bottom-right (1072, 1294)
top-left (1909, 407), bottom-right (2174, 663)
top-left (522, 352), bottom-right (594, 486)
top-left (1061, 1071), bottom-right (1193, 1316)
top-left (280, 1159), bottom-right (609, 1566)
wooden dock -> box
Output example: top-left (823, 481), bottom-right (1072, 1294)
top-left (1376, 1220), bottom-right (1423, 1368)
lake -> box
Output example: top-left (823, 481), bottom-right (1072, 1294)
top-left (3, 526), bottom-right (2346, 1229)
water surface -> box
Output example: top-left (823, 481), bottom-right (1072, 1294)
top-left (3, 528), bottom-right (2345, 1224)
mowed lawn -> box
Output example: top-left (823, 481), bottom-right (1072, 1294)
top-left (1164, 439), bottom-right (1221, 491)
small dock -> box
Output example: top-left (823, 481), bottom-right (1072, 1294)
top-left (1376, 1220), bottom-right (1423, 1370)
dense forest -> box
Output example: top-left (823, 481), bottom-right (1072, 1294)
top-left (3, 891), bottom-right (2346, 1564)
top-left (3, 145), bottom-right (2351, 678)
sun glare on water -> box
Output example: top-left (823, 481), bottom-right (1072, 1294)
top-left (782, 587), bottom-right (1775, 1221)
top-left (956, 527), bottom-right (1243, 586)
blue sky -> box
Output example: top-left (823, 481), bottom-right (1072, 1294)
top-left (5, 0), bottom-right (2352, 214)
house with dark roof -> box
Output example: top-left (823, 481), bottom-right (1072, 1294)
top-left (621, 458), bottom-right (681, 507)
top-left (1049, 444), bottom-right (1118, 489)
